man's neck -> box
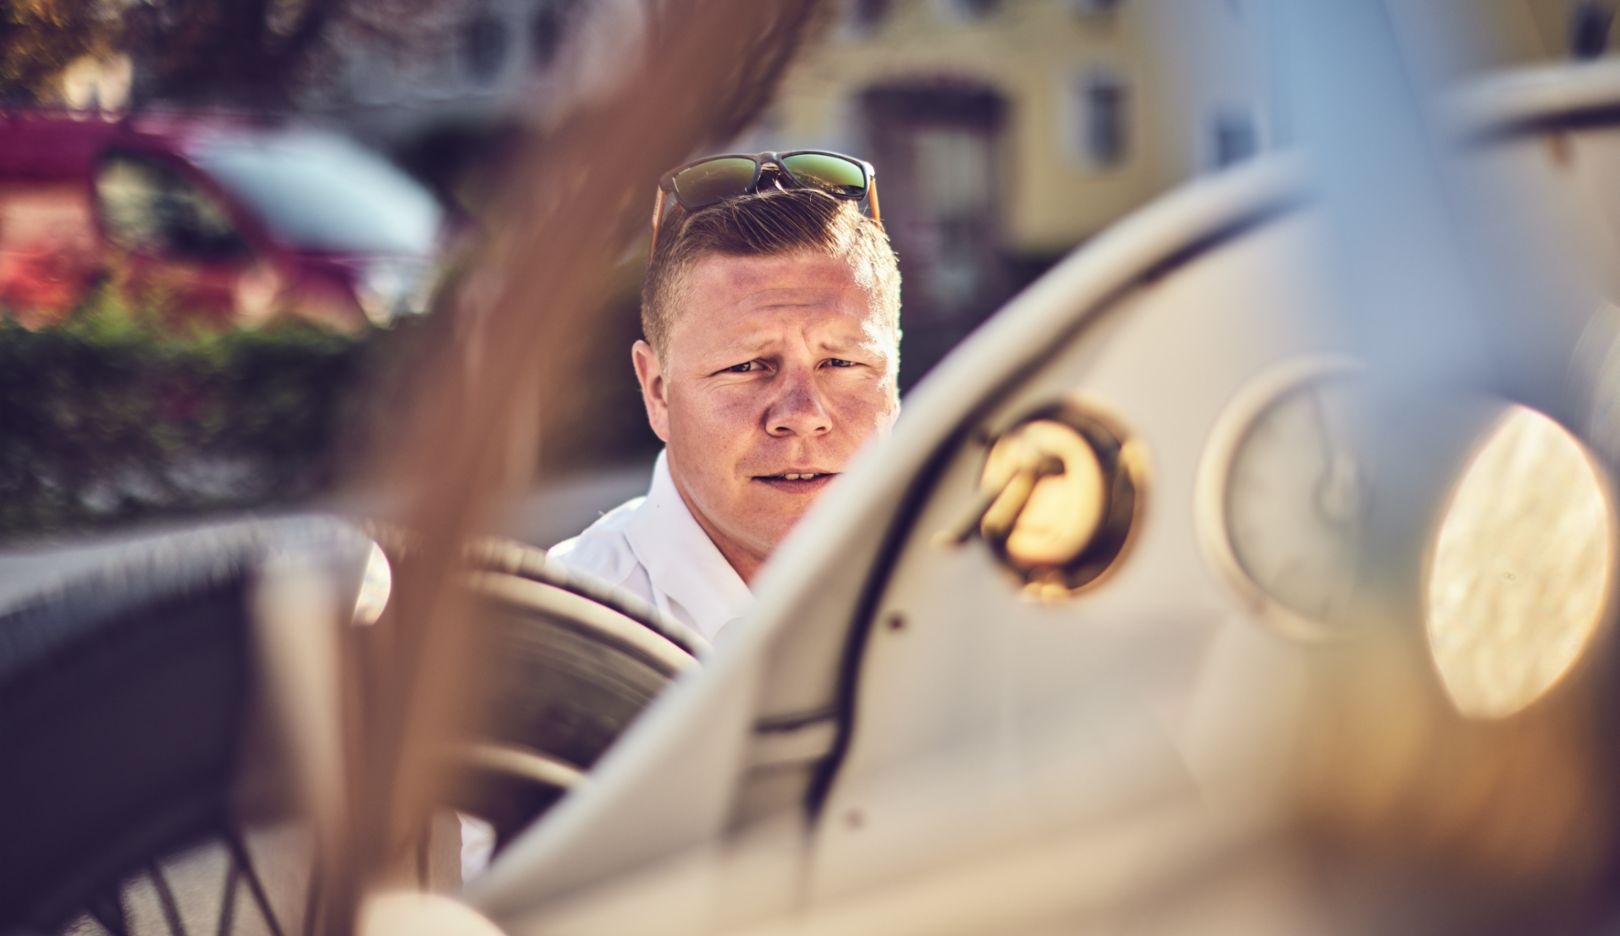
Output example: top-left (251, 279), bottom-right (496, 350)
top-left (667, 477), bottom-right (766, 586)
top-left (711, 537), bottom-right (765, 587)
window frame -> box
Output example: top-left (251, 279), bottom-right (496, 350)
top-left (1071, 68), bottom-right (1131, 171)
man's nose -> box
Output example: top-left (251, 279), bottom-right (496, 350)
top-left (766, 371), bottom-right (832, 437)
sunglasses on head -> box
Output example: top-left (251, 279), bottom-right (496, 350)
top-left (648, 149), bottom-right (881, 257)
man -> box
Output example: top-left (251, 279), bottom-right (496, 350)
top-left (549, 151), bottom-right (901, 641)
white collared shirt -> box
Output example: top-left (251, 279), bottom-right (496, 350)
top-left (547, 450), bottom-right (753, 641)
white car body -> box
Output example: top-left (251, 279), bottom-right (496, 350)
top-left (470, 55), bottom-right (1620, 936)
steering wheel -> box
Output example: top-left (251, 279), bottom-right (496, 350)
top-left (0, 517), bottom-right (700, 935)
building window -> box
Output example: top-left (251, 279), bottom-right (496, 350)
top-left (1079, 73), bottom-right (1129, 168)
top-left (461, 10), bottom-right (509, 86)
top-left (1073, 0), bottom-right (1123, 16)
top-left (531, 0), bottom-right (580, 69)
top-left (1211, 112), bottom-right (1257, 169)
top-left (850, 0), bottom-right (891, 32)
top-left (859, 82), bottom-right (1008, 324)
top-left (948, 0), bottom-right (1002, 20)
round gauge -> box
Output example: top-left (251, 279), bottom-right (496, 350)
top-left (967, 399), bottom-right (1146, 599)
top-left (1424, 404), bottom-right (1615, 720)
top-left (979, 419), bottom-right (1108, 568)
top-left (1200, 356), bottom-right (1371, 639)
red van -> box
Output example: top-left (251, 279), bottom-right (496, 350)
top-left (0, 110), bottom-right (446, 331)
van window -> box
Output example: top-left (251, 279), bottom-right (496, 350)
top-left (191, 130), bottom-right (442, 256)
top-left (95, 152), bottom-right (250, 261)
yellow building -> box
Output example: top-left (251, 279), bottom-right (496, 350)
top-left (772, 1), bottom-right (1264, 251)
top-left (756, 0), bottom-right (1603, 378)
top-left (753, 0), bottom-right (1271, 372)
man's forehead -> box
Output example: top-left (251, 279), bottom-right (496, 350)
top-left (706, 316), bottom-right (890, 350)
top-left (659, 250), bottom-right (896, 363)
top-left (674, 252), bottom-right (883, 320)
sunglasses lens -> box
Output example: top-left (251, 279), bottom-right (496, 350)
top-left (780, 153), bottom-right (868, 197)
top-left (671, 157), bottom-right (759, 208)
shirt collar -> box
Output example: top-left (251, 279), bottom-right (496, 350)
top-left (623, 450), bottom-right (753, 635)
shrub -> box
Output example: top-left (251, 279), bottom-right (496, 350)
top-left (0, 296), bottom-right (423, 536)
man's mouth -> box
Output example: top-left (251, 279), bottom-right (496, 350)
top-left (753, 470), bottom-right (839, 492)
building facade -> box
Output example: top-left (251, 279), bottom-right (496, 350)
top-left (746, 0), bottom-right (1273, 378)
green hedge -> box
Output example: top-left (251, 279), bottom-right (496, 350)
top-left (0, 300), bottom-right (424, 536)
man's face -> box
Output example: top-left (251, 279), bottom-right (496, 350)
top-left (633, 250), bottom-right (899, 580)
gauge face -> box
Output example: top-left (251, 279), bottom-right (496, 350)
top-left (980, 419), bottom-right (1107, 568)
top-left (969, 400), bottom-right (1144, 597)
top-left (1425, 405), bottom-right (1613, 720)
top-left (1206, 358), bottom-right (1371, 637)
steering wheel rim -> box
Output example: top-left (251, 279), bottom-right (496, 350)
top-left (0, 518), bottom-right (698, 934)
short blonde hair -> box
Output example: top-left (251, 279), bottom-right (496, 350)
top-left (641, 188), bottom-right (900, 358)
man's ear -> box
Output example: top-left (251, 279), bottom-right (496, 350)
top-left (632, 339), bottom-right (670, 442)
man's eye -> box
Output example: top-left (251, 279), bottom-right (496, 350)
top-left (724, 361), bottom-right (758, 374)
top-left (823, 358), bottom-right (858, 368)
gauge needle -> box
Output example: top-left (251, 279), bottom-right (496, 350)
top-left (941, 449), bottom-right (1066, 546)
top-left (981, 454), bottom-right (1065, 540)
top-left (1307, 388), bottom-right (1338, 466)
top-left (1308, 388), bottom-right (1366, 528)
